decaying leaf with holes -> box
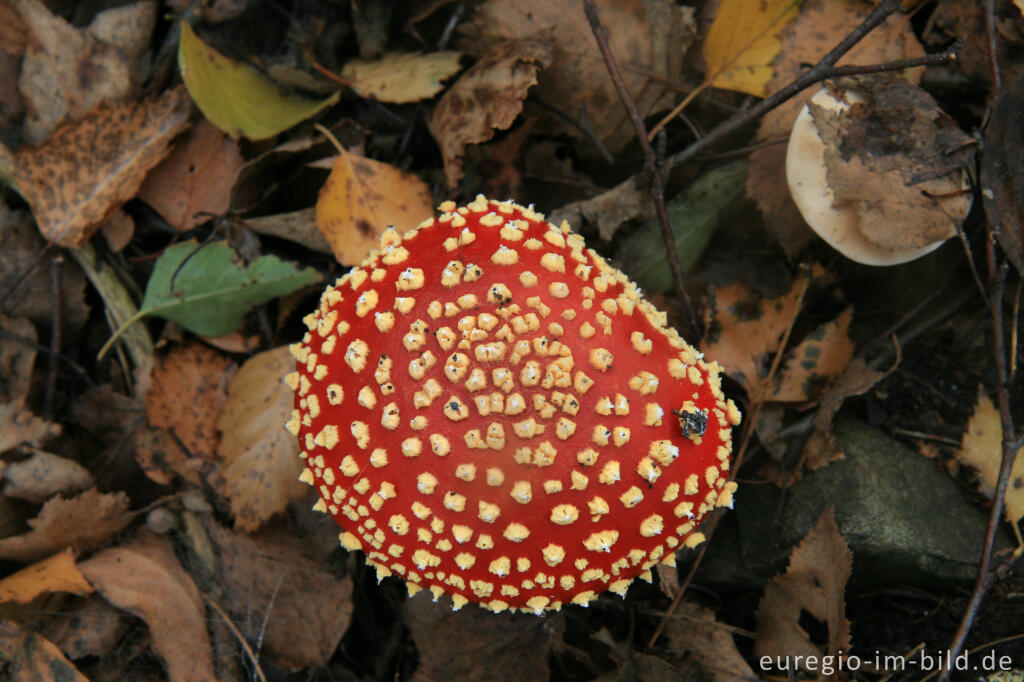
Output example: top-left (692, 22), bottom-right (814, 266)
top-left (13, 86), bottom-right (191, 247)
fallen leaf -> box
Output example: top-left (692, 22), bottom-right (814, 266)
top-left (137, 120), bottom-right (245, 232)
top-left (315, 146), bottom-right (434, 263)
top-left (146, 342), bottom-right (234, 461)
top-left (981, 72), bottom-right (1024, 274)
top-left (772, 307), bottom-right (854, 402)
top-left (38, 594), bottom-right (128, 660)
top-left (0, 620), bottom-right (88, 681)
top-left (125, 239), bottom-right (321, 340)
top-left (701, 276), bottom-right (805, 404)
top-left (14, 86), bottom-right (191, 247)
top-left (131, 423), bottom-right (195, 485)
top-left (0, 488), bottom-right (132, 562)
top-left (958, 387), bottom-right (1024, 527)
top-left (703, 0), bottom-right (798, 97)
top-left (99, 208), bottom-right (135, 252)
top-left (0, 313), bottom-right (36, 403)
top-left (0, 450), bottom-right (93, 502)
top-left (78, 530), bottom-right (216, 682)
top-left (178, 21), bottom-right (339, 141)
top-left (615, 160), bottom-right (748, 290)
top-left (0, 549), bottom-right (93, 604)
top-left (431, 39), bottom-right (551, 188)
top-left (16, 0), bottom-right (157, 143)
top-left (204, 519), bottom-right (352, 669)
top-left (0, 202), bottom-right (89, 329)
top-left (549, 175), bottom-right (654, 244)
top-left (244, 208), bottom-right (333, 254)
top-left (342, 50), bottom-right (463, 103)
top-left (466, 0), bottom-right (694, 150)
top-left (667, 602), bottom-right (758, 682)
top-left (746, 0), bottom-right (924, 256)
top-left (755, 508), bottom-right (852, 672)
top-left (217, 346), bottom-right (306, 532)
top-left (0, 402), bottom-right (61, 454)
top-left (0, 1), bottom-right (27, 55)
top-left (403, 589), bottom-right (556, 681)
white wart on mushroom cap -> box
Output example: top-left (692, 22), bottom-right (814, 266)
top-left (286, 196), bottom-right (739, 614)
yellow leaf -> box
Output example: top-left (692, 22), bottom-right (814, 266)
top-left (341, 51), bottom-right (463, 104)
top-left (315, 147), bottom-right (434, 264)
top-left (177, 22), bottom-right (339, 141)
top-left (0, 550), bottom-right (93, 604)
top-left (958, 387), bottom-right (1024, 526)
top-left (703, 0), bottom-right (800, 97)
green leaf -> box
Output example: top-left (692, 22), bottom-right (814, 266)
top-left (615, 160), bottom-right (749, 292)
top-left (177, 22), bottom-right (339, 141)
top-left (141, 240), bottom-right (321, 335)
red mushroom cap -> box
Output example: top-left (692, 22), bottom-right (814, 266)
top-left (286, 196), bottom-right (740, 613)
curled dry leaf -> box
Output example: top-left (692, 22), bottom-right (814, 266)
top-left (38, 594), bottom-right (128, 661)
top-left (0, 450), bottom-right (93, 502)
top-left (746, 0), bottom-right (924, 256)
top-left (78, 530), bottom-right (216, 682)
top-left (958, 387), bottom-right (1024, 529)
top-left (0, 620), bottom-right (88, 682)
top-left (145, 342), bottom-right (234, 462)
top-left (0, 549), bottom-right (93, 604)
top-left (217, 346), bottom-right (307, 532)
top-left (16, 0), bottom-right (157, 143)
top-left (245, 207), bottom-right (333, 254)
top-left (0, 488), bottom-right (132, 562)
top-left (702, 0), bottom-right (798, 97)
top-left (315, 146), bottom-right (434, 264)
top-left (341, 50), bottom-right (463, 103)
top-left (204, 520), bottom-right (352, 669)
top-left (466, 0), bottom-right (694, 150)
top-left (772, 307), bottom-right (854, 402)
top-left (754, 508), bottom-right (852, 672)
top-left (431, 39), bottom-right (551, 188)
top-left (14, 86), bottom-right (191, 247)
top-left (667, 602), bottom-right (758, 682)
top-left (137, 119), bottom-right (245, 232)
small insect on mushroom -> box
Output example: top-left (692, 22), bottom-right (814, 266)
top-left (286, 196), bottom-right (741, 614)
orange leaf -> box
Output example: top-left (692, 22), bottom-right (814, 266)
top-left (0, 549), bottom-right (93, 604)
top-left (217, 346), bottom-right (307, 532)
top-left (772, 307), bottom-right (855, 402)
top-left (958, 387), bottom-right (1024, 526)
top-left (0, 621), bottom-right (88, 681)
top-left (14, 86), bottom-right (191, 247)
top-left (315, 146), bottom-right (433, 264)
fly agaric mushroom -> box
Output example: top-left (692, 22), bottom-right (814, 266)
top-left (285, 196), bottom-right (739, 613)
top-left (786, 84), bottom-right (972, 266)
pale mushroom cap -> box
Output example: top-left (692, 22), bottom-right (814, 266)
top-left (287, 196), bottom-right (739, 613)
top-left (786, 87), bottom-right (955, 266)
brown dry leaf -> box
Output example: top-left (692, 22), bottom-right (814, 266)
top-left (958, 386), bottom-right (1024, 527)
top-left (0, 488), bottom-right (132, 562)
top-left (14, 86), bottom-right (192, 248)
top-left (403, 589), bottom-right (556, 682)
top-left (16, 0), bottom-right (157, 143)
top-left (466, 0), bottom-right (694, 151)
top-left (0, 620), bottom-right (88, 681)
top-left (0, 1), bottom-right (27, 55)
top-left (38, 594), bottom-right (128, 660)
top-left (0, 312), bottom-right (36, 403)
top-left (703, 0), bottom-right (798, 97)
top-left (700, 277), bottom-right (805, 404)
top-left (131, 424), bottom-right (196, 485)
top-left (99, 208), bottom-right (135, 252)
top-left (981, 72), bottom-right (1024, 274)
top-left (342, 50), bottom-right (463, 103)
top-left (138, 120), bottom-right (245, 232)
top-left (315, 146), bottom-right (434, 263)
top-left (0, 549), bottom-right (93, 604)
top-left (245, 208), bottom-right (333, 254)
top-left (204, 519), bottom-right (352, 669)
top-left (772, 307), bottom-right (854, 402)
top-left (217, 346), bottom-right (306, 532)
top-left (0, 403), bottom-right (61, 454)
top-left (1, 450), bottom-right (93, 502)
top-left (145, 342), bottom-right (234, 461)
top-left (0, 204), bottom-right (89, 329)
top-left (78, 530), bottom-right (216, 682)
top-left (431, 39), bottom-right (551, 189)
top-left (746, 0), bottom-right (924, 256)
top-left (754, 508), bottom-right (852, 673)
top-left (667, 602), bottom-right (758, 682)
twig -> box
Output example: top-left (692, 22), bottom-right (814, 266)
top-left (667, 0), bottom-right (920, 171)
top-left (202, 593), bottom-right (268, 682)
top-left (984, 0), bottom-right (1002, 93)
top-left (582, 0), bottom-right (699, 334)
top-left (44, 255), bottom-right (63, 420)
top-left (941, 236), bottom-right (1021, 680)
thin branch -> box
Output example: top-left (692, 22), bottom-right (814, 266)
top-left (984, 0), bottom-right (1002, 93)
top-left (202, 593), bottom-right (268, 682)
top-left (582, 0), bottom-right (699, 334)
